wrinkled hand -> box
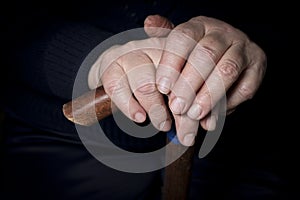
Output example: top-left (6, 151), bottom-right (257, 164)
top-left (88, 15), bottom-right (267, 146)
top-left (145, 15), bottom-right (266, 145)
top-left (88, 37), bottom-right (173, 133)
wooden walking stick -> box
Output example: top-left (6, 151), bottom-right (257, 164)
top-left (63, 86), bottom-right (196, 200)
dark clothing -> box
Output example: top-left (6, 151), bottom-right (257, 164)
top-left (0, 0), bottom-right (289, 199)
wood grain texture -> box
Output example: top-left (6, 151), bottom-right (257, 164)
top-left (163, 140), bottom-right (195, 200)
top-left (63, 86), bottom-right (114, 126)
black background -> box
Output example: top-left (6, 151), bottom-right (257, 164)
top-left (0, 0), bottom-right (295, 198)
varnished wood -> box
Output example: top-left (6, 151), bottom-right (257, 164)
top-left (62, 86), bottom-right (196, 199)
top-left (163, 140), bottom-right (195, 200)
top-left (63, 86), bottom-right (114, 126)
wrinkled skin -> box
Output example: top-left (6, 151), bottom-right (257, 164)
top-left (88, 15), bottom-right (267, 146)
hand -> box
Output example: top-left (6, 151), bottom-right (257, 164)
top-left (88, 37), bottom-right (173, 132)
top-left (88, 15), bottom-right (266, 147)
top-left (144, 15), bottom-right (267, 145)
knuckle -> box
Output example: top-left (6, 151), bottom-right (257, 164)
top-left (177, 26), bottom-right (195, 38)
top-left (135, 82), bottom-right (157, 95)
top-left (258, 50), bottom-right (268, 74)
top-left (189, 16), bottom-right (205, 23)
top-left (246, 42), bottom-right (267, 76)
top-left (172, 23), bottom-right (198, 40)
top-left (260, 48), bottom-right (267, 61)
top-left (119, 51), bottom-right (150, 67)
top-left (237, 83), bottom-right (255, 100)
top-left (255, 43), bottom-right (267, 64)
top-left (248, 41), bottom-right (267, 61)
top-left (195, 92), bottom-right (212, 108)
top-left (196, 45), bottom-right (219, 63)
top-left (218, 59), bottom-right (240, 80)
top-left (104, 81), bottom-right (125, 96)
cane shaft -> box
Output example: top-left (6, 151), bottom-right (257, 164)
top-left (62, 86), bottom-right (195, 200)
top-left (163, 140), bottom-right (195, 200)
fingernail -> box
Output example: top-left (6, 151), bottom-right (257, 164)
top-left (134, 112), bottom-right (145, 123)
top-left (158, 77), bottom-right (171, 94)
top-left (187, 104), bottom-right (202, 120)
top-left (170, 97), bottom-right (186, 114)
top-left (207, 115), bottom-right (217, 131)
top-left (183, 133), bottom-right (195, 146)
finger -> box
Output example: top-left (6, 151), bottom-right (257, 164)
top-left (138, 37), bottom-right (166, 68)
top-left (156, 20), bottom-right (205, 94)
top-left (226, 43), bottom-right (267, 111)
top-left (200, 114), bottom-right (218, 131)
top-left (101, 62), bottom-right (147, 123)
top-left (169, 32), bottom-right (232, 114)
top-left (144, 15), bottom-right (174, 37)
top-left (173, 114), bottom-right (199, 146)
top-left (200, 95), bottom-right (219, 130)
top-left (187, 43), bottom-right (247, 120)
top-left (121, 52), bottom-right (172, 131)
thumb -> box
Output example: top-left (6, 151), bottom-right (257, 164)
top-left (144, 15), bottom-right (174, 37)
